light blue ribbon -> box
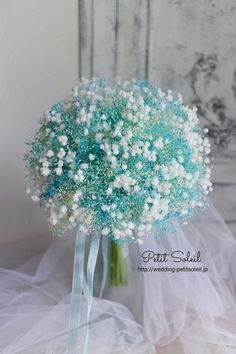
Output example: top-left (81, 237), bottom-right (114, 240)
top-left (67, 229), bottom-right (103, 354)
top-left (83, 232), bottom-right (100, 353)
top-left (66, 229), bottom-right (86, 354)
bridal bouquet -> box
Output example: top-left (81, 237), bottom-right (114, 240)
top-left (25, 78), bottom-right (212, 241)
top-left (25, 78), bottom-right (212, 352)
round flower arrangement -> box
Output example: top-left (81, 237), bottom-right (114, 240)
top-left (25, 78), bottom-right (212, 243)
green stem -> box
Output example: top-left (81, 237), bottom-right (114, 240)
top-left (109, 241), bottom-right (128, 287)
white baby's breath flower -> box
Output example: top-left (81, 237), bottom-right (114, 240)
top-left (57, 148), bottom-right (66, 159)
top-left (55, 167), bottom-right (62, 176)
top-left (47, 150), bottom-right (54, 157)
top-left (154, 137), bottom-right (163, 149)
top-left (136, 162), bottom-right (143, 170)
top-left (58, 135), bottom-right (68, 146)
top-left (32, 195), bottom-right (40, 202)
top-left (41, 168), bottom-right (50, 177)
top-left (107, 187), bottom-right (113, 195)
top-left (89, 154), bottom-right (95, 161)
top-left (102, 227), bottom-right (109, 236)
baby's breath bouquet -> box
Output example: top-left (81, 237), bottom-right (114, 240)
top-left (25, 78), bottom-right (212, 352)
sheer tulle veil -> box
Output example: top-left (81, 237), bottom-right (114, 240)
top-left (0, 200), bottom-right (235, 354)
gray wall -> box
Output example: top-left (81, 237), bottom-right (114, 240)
top-left (79, 0), bottom-right (236, 235)
top-left (0, 0), bottom-right (78, 251)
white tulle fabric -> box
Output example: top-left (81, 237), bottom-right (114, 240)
top-left (0, 201), bottom-right (236, 354)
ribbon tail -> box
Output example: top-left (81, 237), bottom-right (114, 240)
top-left (99, 236), bottom-right (109, 298)
top-left (83, 232), bottom-right (100, 354)
top-left (66, 229), bottom-right (86, 354)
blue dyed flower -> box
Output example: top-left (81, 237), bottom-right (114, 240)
top-left (25, 78), bottom-right (212, 242)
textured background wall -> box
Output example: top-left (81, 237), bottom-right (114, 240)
top-left (79, 0), bottom-right (236, 235)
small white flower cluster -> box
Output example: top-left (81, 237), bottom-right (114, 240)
top-left (25, 78), bottom-right (212, 242)
top-left (113, 173), bottom-right (137, 192)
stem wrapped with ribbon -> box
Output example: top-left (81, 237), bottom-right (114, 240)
top-left (24, 78), bottom-right (212, 352)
